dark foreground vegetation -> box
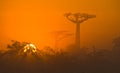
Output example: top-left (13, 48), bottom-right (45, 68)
top-left (0, 37), bottom-right (120, 73)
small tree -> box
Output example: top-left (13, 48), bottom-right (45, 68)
top-left (112, 36), bottom-right (120, 56)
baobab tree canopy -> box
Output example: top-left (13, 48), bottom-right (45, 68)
top-left (65, 12), bottom-right (96, 49)
top-left (64, 13), bottom-right (96, 24)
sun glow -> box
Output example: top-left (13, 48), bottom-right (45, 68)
top-left (23, 43), bottom-right (37, 53)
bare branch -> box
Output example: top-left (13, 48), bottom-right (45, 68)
top-left (64, 13), bottom-right (77, 23)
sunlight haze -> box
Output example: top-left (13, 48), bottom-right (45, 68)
top-left (0, 0), bottom-right (120, 50)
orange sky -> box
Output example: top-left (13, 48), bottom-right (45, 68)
top-left (0, 0), bottom-right (120, 50)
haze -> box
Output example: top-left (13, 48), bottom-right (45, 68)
top-left (0, 0), bottom-right (120, 49)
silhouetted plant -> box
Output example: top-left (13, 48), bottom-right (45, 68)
top-left (112, 36), bottom-right (120, 62)
top-left (52, 31), bottom-right (73, 49)
top-left (1, 38), bottom-right (120, 73)
top-left (64, 12), bottom-right (96, 48)
top-left (113, 36), bottom-right (120, 49)
top-left (5, 40), bottom-right (27, 56)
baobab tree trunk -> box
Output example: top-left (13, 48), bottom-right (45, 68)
top-left (75, 23), bottom-right (80, 49)
top-left (64, 12), bottom-right (96, 49)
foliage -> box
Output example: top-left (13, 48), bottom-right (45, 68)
top-left (0, 37), bottom-right (120, 73)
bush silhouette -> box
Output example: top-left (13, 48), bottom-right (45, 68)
top-left (0, 38), bottom-right (120, 73)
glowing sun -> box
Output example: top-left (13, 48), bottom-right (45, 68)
top-left (23, 43), bottom-right (37, 53)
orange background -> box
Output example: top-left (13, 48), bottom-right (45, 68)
top-left (0, 0), bottom-right (120, 50)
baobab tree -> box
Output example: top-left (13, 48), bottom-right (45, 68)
top-left (52, 31), bottom-right (73, 49)
top-left (65, 12), bottom-right (96, 49)
top-left (112, 36), bottom-right (120, 55)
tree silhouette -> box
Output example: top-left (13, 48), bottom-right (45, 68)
top-left (113, 36), bottom-right (120, 49)
top-left (6, 40), bottom-right (25, 56)
top-left (64, 13), bottom-right (96, 49)
top-left (4, 40), bottom-right (42, 62)
top-left (112, 36), bottom-right (120, 56)
top-left (52, 31), bottom-right (73, 49)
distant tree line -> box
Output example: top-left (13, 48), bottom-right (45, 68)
top-left (0, 36), bottom-right (120, 73)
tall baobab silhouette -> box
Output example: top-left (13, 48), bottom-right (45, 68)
top-left (65, 12), bottom-right (96, 49)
